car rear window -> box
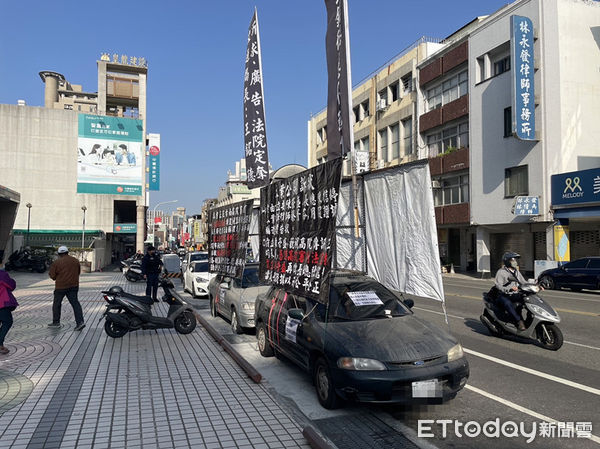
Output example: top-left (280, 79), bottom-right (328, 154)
top-left (191, 253), bottom-right (208, 263)
top-left (329, 279), bottom-right (409, 321)
top-left (241, 267), bottom-right (266, 287)
top-left (588, 259), bottom-right (600, 269)
top-left (192, 262), bottom-right (209, 272)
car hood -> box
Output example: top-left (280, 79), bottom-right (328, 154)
top-left (323, 314), bottom-right (456, 363)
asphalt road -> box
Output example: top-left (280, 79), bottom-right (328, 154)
top-left (183, 274), bottom-right (600, 449)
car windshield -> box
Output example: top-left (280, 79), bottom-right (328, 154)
top-left (328, 278), bottom-right (409, 321)
top-left (192, 262), bottom-right (209, 273)
top-left (241, 267), bottom-right (266, 288)
top-left (191, 253), bottom-right (208, 262)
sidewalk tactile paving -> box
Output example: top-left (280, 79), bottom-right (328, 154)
top-left (0, 271), bottom-right (311, 449)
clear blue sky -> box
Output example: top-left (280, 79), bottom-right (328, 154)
top-left (0, 0), bottom-right (509, 215)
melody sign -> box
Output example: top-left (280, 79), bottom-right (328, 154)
top-left (551, 167), bottom-right (600, 207)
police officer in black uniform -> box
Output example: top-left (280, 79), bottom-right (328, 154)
top-left (141, 246), bottom-right (163, 302)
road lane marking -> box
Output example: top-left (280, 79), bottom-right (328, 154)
top-left (465, 384), bottom-right (600, 445)
top-left (414, 306), bottom-right (600, 351)
top-left (464, 348), bottom-right (600, 396)
top-left (442, 293), bottom-right (599, 316)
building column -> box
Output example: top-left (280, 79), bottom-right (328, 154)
top-left (476, 227), bottom-right (491, 278)
top-left (136, 205), bottom-right (145, 252)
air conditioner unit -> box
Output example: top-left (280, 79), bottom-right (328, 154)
top-left (432, 180), bottom-right (441, 189)
top-left (376, 99), bottom-right (387, 111)
top-left (377, 159), bottom-right (385, 169)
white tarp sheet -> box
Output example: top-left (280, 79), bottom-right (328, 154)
top-left (363, 163), bottom-right (444, 302)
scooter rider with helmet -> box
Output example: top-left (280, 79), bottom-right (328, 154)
top-left (494, 251), bottom-right (528, 331)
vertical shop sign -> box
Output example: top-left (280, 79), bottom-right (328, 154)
top-left (511, 15), bottom-right (536, 140)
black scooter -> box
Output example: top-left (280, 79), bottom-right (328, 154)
top-left (5, 249), bottom-right (48, 273)
top-left (121, 259), bottom-right (144, 282)
top-left (101, 277), bottom-right (196, 338)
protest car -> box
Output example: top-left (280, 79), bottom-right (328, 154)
top-left (254, 270), bottom-right (469, 409)
top-left (208, 263), bottom-right (270, 333)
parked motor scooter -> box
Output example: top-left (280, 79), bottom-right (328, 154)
top-left (5, 248), bottom-right (47, 273)
top-left (121, 259), bottom-right (144, 282)
top-left (480, 284), bottom-right (563, 350)
top-left (101, 276), bottom-right (196, 338)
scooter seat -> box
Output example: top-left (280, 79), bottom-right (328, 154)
top-left (121, 291), bottom-right (154, 305)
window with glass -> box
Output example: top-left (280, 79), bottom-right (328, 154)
top-left (379, 129), bottom-right (388, 162)
top-left (401, 73), bottom-right (413, 95)
top-left (354, 137), bottom-right (369, 153)
top-left (433, 174), bottom-right (469, 206)
top-left (504, 107), bottom-right (512, 138)
top-left (426, 121), bottom-right (468, 156)
top-left (493, 56), bottom-right (511, 76)
top-left (504, 165), bottom-right (528, 197)
top-left (390, 123), bottom-right (400, 160)
top-left (402, 118), bottom-right (412, 155)
top-left (426, 70), bottom-right (467, 112)
top-left (360, 100), bottom-right (369, 119)
top-left (378, 88), bottom-right (388, 106)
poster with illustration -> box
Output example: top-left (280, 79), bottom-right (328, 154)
top-left (77, 114), bottom-right (144, 195)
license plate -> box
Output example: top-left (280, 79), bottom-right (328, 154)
top-left (412, 379), bottom-right (441, 398)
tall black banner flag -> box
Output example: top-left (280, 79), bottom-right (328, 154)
top-left (324, 0), bottom-right (354, 160)
top-left (243, 10), bottom-right (270, 189)
top-left (259, 158), bottom-right (343, 304)
top-left (208, 199), bottom-right (254, 279)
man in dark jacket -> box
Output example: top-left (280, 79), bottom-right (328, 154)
top-left (48, 246), bottom-right (85, 330)
top-left (494, 251), bottom-right (528, 331)
top-left (141, 246), bottom-right (163, 302)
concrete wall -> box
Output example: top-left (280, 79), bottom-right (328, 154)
top-left (0, 104), bottom-right (142, 238)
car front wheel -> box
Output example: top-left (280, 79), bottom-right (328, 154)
top-left (314, 357), bottom-right (340, 409)
top-left (539, 275), bottom-right (555, 290)
top-left (231, 309), bottom-right (243, 334)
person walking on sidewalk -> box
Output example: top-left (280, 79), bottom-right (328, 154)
top-left (0, 261), bottom-right (18, 354)
top-left (141, 245), bottom-right (163, 302)
top-left (48, 246), bottom-right (85, 331)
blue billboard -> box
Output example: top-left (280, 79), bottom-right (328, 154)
top-left (551, 167), bottom-right (600, 207)
top-left (511, 15), bottom-right (535, 141)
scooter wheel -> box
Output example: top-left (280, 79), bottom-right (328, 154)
top-left (104, 320), bottom-right (128, 338)
top-left (536, 323), bottom-right (563, 351)
top-left (174, 311), bottom-right (197, 334)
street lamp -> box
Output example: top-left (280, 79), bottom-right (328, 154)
top-left (81, 206), bottom-right (87, 252)
top-left (25, 203), bottom-right (32, 246)
top-left (151, 200), bottom-right (177, 247)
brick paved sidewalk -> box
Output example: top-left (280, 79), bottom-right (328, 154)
top-left (0, 271), bottom-right (311, 449)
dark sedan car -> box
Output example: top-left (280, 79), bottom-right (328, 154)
top-left (254, 271), bottom-right (469, 409)
top-left (538, 257), bottom-right (600, 291)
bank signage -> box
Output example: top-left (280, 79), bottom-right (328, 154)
top-left (511, 15), bottom-right (536, 141)
top-left (551, 168), bottom-right (600, 208)
top-left (77, 114), bottom-right (144, 195)
top-left (113, 223), bottom-right (137, 233)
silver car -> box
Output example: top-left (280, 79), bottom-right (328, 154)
top-left (208, 263), bottom-right (269, 334)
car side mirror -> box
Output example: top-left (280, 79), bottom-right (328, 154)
top-left (404, 299), bottom-right (415, 309)
top-left (220, 282), bottom-right (230, 290)
top-left (288, 308), bottom-right (305, 321)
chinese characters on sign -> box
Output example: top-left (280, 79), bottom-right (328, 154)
top-left (512, 196), bottom-right (539, 216)
top-left (100, 53), bottom-right (148, 68)
top-left (511, 15), bottom-right (535, 140)
top-left (325, 0), bottom-right (353, 159)
top-left (148, 134), bottom-right (160, 191)
top-left (208, 200), bottom-right (253, 278)
top-left (243, 11), bottom-right (270, 189)
top-left (259, 159), bottom-right (343, 304)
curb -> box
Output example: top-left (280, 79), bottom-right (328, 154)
top-left (193, 311), bottom-right (262, 383)
top-left (302, 424), bottom-right (339, 449)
